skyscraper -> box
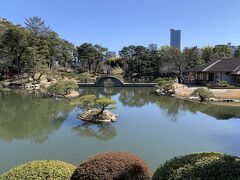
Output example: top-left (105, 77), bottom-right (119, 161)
top-left (148, 43), bottom-right (158, 51)
top-left (170, 29), bottom-right (181, 49)
top-left (106, 51), bottom-right (117, 58)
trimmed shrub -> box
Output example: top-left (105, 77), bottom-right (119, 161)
top-left (47, 80), bottom-right (77, 96)
top-left (71, 152), bottom-right (152, 180)
top-left (207, 81), bottom-right (236, 89)
top-left (62, 72), bottom-right (92, 82)
top-left (191, 88), bottom-right (214, 101)
top-left (77, 72), bottom-right (92, 82)
top-left (0, 160), bottom-right (76, 180)
top-left (152, 152), bottom-right (240, 180)
top-left (154, 77), bottom-right (175, 95)
top-left (214, 81), bottom-right (235, 89)
top-left (105, 57), bottom-right (124, 68)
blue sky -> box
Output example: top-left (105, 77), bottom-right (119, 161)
top-left (1, 0), bottom-right (240, 51)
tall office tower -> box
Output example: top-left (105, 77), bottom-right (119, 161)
top-left (106, 51), bottom-right (117, 58)
top-left (170, 29), bottom-right (181, 49)
top-left (148, 43), bottom-right (158, 51)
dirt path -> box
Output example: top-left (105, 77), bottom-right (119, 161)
top-left (174, 84), bottom-right (240, 100)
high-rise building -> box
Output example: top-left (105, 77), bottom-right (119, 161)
top-left (170, 29), bottom-right (181, 49)
top-left (106, 51), bottom-right (117, 58)
top-left (148, 43), bottom-right (158, 51)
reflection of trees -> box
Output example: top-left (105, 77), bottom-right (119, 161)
top-left (156, 96), bottom-right (240, 120)
top-left (78, 87), bottom-right (240, 120)
top-left (118, 88), bottom-right (182, 120)
top-left (119, 88), bottom-right (157, 107)
top-left (78, 88), bottom-right (100, 98)
top-left (155, 96), bottom-right (182, 121)
top-left (197, 104), bottom-right (240, 120)
top-left (0, 90), bottom-right (71, 143)
top-left (118, 87), bottom-right (240, 120)
top-left (72, 123), bottom-right (117, 141)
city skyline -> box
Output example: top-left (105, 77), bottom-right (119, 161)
top-left (1, 0), bottom-right (240, 51)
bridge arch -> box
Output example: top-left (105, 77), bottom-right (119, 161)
top-left (94, 76), bottom-right (124, 87)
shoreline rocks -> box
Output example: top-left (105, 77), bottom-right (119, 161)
top-left (65, 90), bottom-right (80, 99)
top-left (155, 87), bottom-right (240, 105)
top-left (1, 81), bottom-right (41, 90)
top-left (78, 109), bottom-right (118, 123)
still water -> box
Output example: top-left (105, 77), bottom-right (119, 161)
top-left (1, 87), bottom-right (240, 174)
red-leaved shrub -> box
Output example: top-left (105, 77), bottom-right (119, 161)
top-left (71, 152), bottom-right (152, 180)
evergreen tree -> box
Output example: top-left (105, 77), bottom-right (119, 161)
top-left (25, 16), bottom-right (51, 36)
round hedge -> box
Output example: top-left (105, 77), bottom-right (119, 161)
top-left (0, 160), bottom-right (76, 180)
top-left (71, 152), bottom-right (152, 180)
top-left (152, 152), bottom-right (240, 180)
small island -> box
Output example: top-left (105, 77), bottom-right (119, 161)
top-left (71, 95), bottom-right (117, 123)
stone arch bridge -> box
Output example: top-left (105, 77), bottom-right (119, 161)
top-left (78, 75), bottom-right (157, 87)
top-left (94, 76), bottom-right (124, 87)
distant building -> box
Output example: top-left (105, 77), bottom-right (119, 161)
top-left (170, 29), bottom-right (181, 49)
top-left (72, 52), bottom-right (79, 63)
top-left (0, 17), bottom-right (7, 22)
top-left (227, 43), bottom-right (239, 57)
top-left (215, 43), bottom-right (239, 57)
top-left (148, 43), bottom-right (158, 51)
top-left (106, 51), bottom-right (117, 58)
top-left (0, 17), bottom-right (8, 30)
top-left (189, 58), bottom-right (240, 86)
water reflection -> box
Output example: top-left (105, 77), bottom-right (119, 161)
top-left (0, 87), bottom-right (239, 144)
top-left (119, 88), bottom-right (156, 107)
top-left (158, 97), bottom-right (240, 120)
top-left (0, 90), bottom-right (71, 143)
top-left (1, 87), bottom-right (240, 174)
top-left (71, 123), bottom-right (117, 141)
top-left (82, 87), bottom-right (240, 120)
top-left (78, 87), bottom-right (122, 97)
top-left (123, 88), bottom-right (240, 120)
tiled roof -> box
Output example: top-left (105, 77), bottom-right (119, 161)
top-left (230, 66), bottom-right (240, 75)
top-left (190, 58), bottom-right (240, 74)
top-left (190, 60), bottom-right (219, 72)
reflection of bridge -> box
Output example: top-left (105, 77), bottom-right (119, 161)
top-left (98, 87), bottom-right (123, 96)
top-left (79, 75), bottom-right (157, 87)
top-left (95, 76), bottom-right (124, 87)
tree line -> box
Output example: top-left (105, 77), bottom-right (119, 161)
top-left (0, 16), bottom-right (238, 82)
top-left (118, 45), bottom-right (235, 82)
top-left (0, 16), bottom-right (76, 80)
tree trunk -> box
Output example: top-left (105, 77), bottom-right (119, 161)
top-left (17, 58), bottom-right (20, 79)
top-left (88, 64), bottom-right (91, 72)
top-left (95, 107), bottom-right (105, 121)
top-left (100, 107), bottom-right (104, 115)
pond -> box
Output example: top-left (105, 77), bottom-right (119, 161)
top-left (1, 87), bottom-right (240, 174)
